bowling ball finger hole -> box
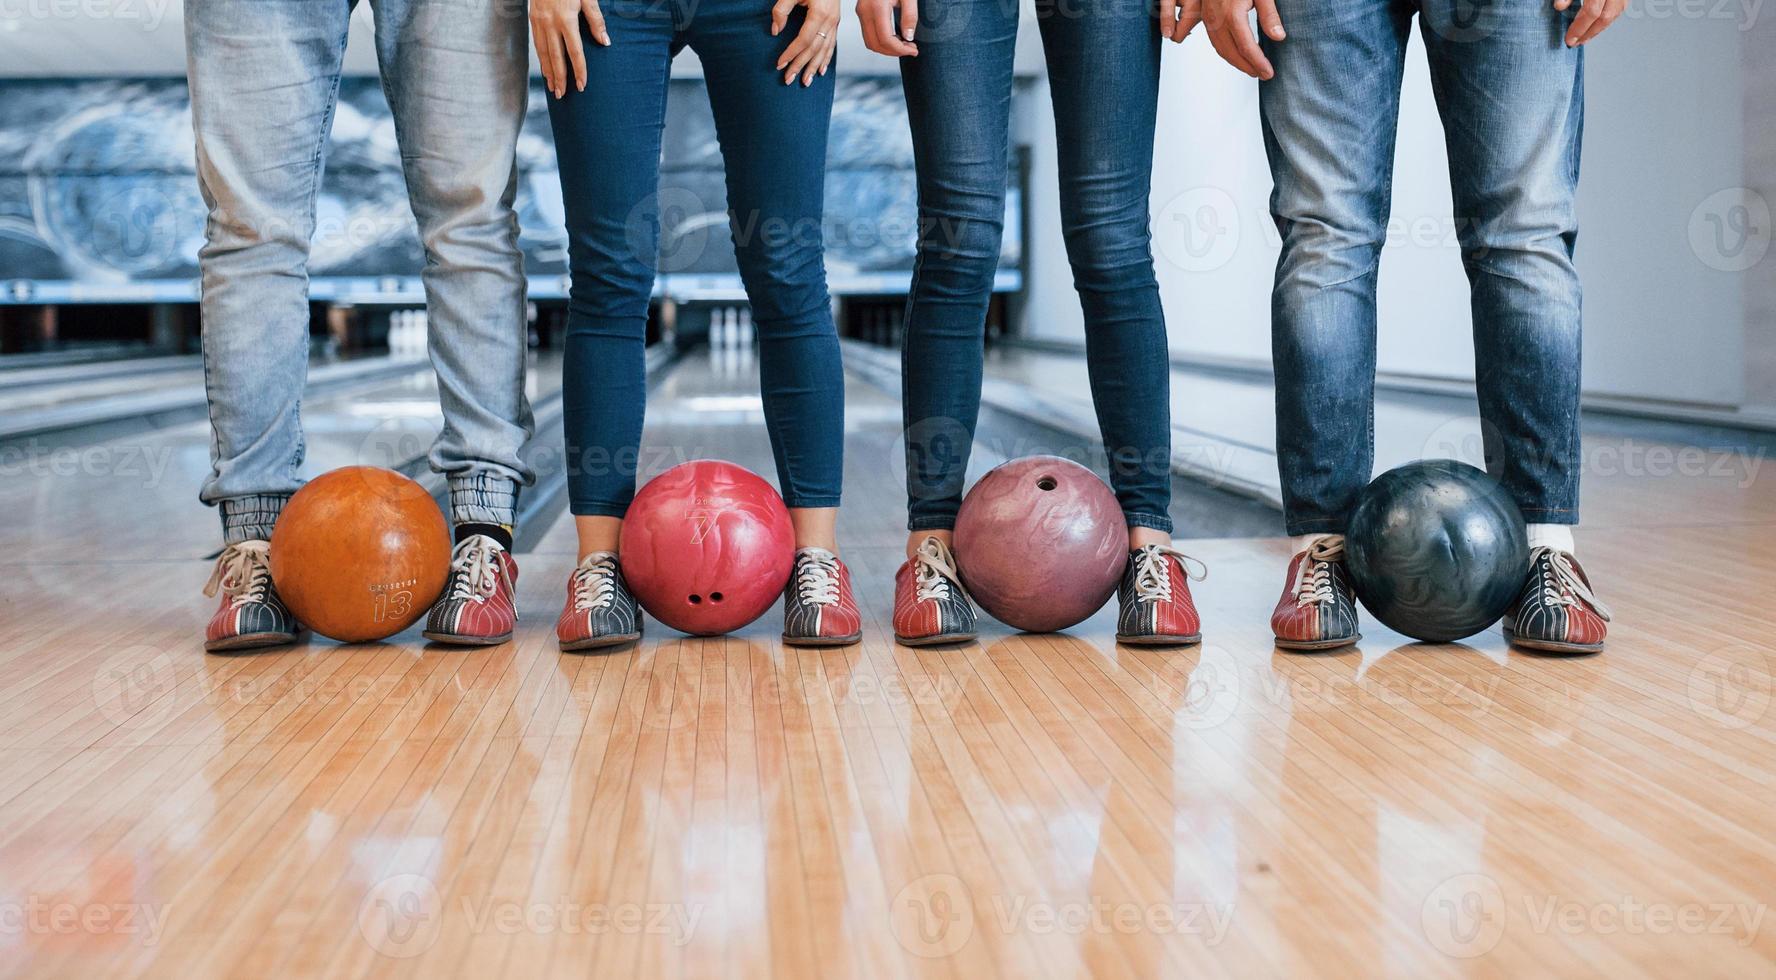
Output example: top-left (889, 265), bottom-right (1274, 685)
top-left (1036, 476), bottom-right (1057, 491)
top-left (689, 594), bottom-right (701, 604)
top-left (710, 592), bottom-right (724, 602)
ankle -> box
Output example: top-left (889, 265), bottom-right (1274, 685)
top-left (1525, 523), bottom-right (1575, 556)
top-left (907, 529), bottom-right (953, 560)
top-left (1128, 527), bottom-right (1171, 551)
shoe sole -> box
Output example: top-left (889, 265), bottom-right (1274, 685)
top-left (205, 631), bottom-right (300, 653)
top-left (560, 632), bottom-right (642, 653)
top-left (783, 632), bottom-right (863, 648)
top-left (1274, 633), bottom-right (1361, 652)
top-left (1502, 627), bottom-right (1603, 655)
top-left (423, 631), bottom-right (513, 647)
top-left (1115, 632), bottom-right (1203, 647)
top-left (895, 632), bottom-right (977, 647)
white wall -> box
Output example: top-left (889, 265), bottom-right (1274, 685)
top-left (1021, 15), bottom-right (1753, 409)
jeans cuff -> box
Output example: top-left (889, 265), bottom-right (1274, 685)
top-left (1518, 506), bottom-right (1578, 525)
top-left (449, 473), bottom-right (519, 527)
top-left (1125, 513), bottom-right (1174, 534)
top-left (784, 495), bottom-right (841, 509)
top-left (220, 493), bottom-right (291, 544)
top-left (908, 516), bottom-right (957, 532)
top-left (569, 500), bottom-right (631, 519)
top-left (1284, 515), bottom-right (1348, 536)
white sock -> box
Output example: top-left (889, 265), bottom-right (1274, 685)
top-left (1290, 533), bottom-right (1335, 555)
top-left (1525, 523), bottom-right (1574, 555)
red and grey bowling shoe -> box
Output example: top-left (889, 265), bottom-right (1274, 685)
top-left (1270, 535), bottom-right (1361, 651)
top-left (893, 535), bottom-right (977, 646)
top-left (782, 548), bottom-right (863, 647)
top-left (1116, 543), bottom-right (1205, 646)
top-left (204, 540), bottom-right (303, 652)
top-left (1504, 547), bottom-right (1610, 654)
top-left (423, 534), bottom-right (518, 646)
top-left (557, 552), bottom-right (642, 652)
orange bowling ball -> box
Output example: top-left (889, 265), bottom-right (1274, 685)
top-left (269, 466), bottom-right (451, 643)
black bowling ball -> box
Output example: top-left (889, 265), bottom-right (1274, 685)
top-left (1345, 460), bottom-right (1528, 643)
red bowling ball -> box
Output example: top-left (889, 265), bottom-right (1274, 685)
top-left (952, 455), bottom-right (1126, 633)
top-left (619, 460), bottom-right (795, 636)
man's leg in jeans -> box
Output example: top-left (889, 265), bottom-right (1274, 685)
top-left (1260, 0), bottom-right (1412, 537)
top-left (372, 0), bottom-right (536, 644)
top-left (1421, 0), bottom-right (1605, 652)
top-left (1258, 0), bottom-right (1411, 649)
top-left (187, 0), bottom-right (350, 650)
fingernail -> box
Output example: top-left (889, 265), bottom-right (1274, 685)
top-left (904, 28), bottom-right (913, 40)
top-left (600, 33), bottom-right (610, 44)
top-left (1270, 26), bottom-right (1285, 38)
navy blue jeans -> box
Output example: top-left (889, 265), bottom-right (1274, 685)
top-left (548, 0), bottom-right (843, 516)
top-left (898, 0), bottom-right (1173, 533)
top-left (1262, 0), bottom-right (1584, 534)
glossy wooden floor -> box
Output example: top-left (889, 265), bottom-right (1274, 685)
top-left (4, 350), bottom-right (1775, 978)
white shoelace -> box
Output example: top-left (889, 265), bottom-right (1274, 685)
top-left (1130, 543), bottom-right (1207, 604)
top-left (795, 549), bottom-right (842, 606)
top-left (1533, 546), bottom-right (1612, 621)
top-left (1292, 535), bottom-right (1346, 607)
top-left (446, 534), bottom-right (508, 604)
top-left (205, 541), bottom-right (274, 607)
top-left (912, 536), bottom-right (969, 604)
top-left (571, 553), bottom-right (620, 612)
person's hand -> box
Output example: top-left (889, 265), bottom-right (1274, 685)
top-left (1159, 0), bottom-right (1202, 43)
top-left (1555, 0), bottom-right (1624, 45)
top-left (857, 0), bottom-right (917, 57)
top-left (531, 0), bottom-right (609, 98)
top-left (1202, 0), bottom-right (1284, 79)
top-left (774, 0), bottom-right (841, 85)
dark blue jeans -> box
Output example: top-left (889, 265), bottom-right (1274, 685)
top-left (548, 0), bottom-right (843, 517)
top-left (898, 0), bottom-right (1173, 533)
top-left (1261, 0), bottom-right (1584, 534)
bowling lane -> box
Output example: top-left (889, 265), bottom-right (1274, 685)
top-left (0, 353), bottom-right (562, 565)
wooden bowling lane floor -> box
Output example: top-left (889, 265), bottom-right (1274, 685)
top-left (3, 349), bottom-right (1776, 978)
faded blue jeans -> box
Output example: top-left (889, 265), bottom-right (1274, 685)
top-left (547, 0), bottom-right (843, 517)
top-left (898, 0), bottom-right (1173, 533)
top-left (1262, 0), bottom-right (1584, 534)
top-left (187, 0), bottom-right (536, 542)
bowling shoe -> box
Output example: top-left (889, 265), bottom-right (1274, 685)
top-left (423, 534), bottom-right (518, 646)
top-left (1503, 547), bottom-right (1611, 655)
top-left (1270, 535), bottom-right (1361, 651)
top-left (893, 535), bottom-right (977, 646)
top-left (782, 548), bottom-right (863, 647)
top-left (557, 552), bottom-right (642, 652)
top-left (203, 540), bottom-right (303, 652)
top-left (1115, 544), bottom-right (1205, 646)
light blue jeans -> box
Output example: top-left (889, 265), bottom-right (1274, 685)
top-left (1261, 0), bottom-right (1584, 534)
top-left (186, 0), bottom-right (535, 542)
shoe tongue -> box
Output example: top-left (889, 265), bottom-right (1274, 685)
top-left (797, 547), bottom-right (837, 562)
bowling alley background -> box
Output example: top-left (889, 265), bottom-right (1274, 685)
top-left (2, 3), bottom-right (1776, 979)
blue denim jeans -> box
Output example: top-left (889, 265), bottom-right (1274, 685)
top-left (547, 0), bottom-right (843, 516)
top-left (1261, 0), bottom-right (1584, 534)
top-left (898, 0), bottom-right (1173, 533)
top-left (186, 0), bottom-right (536, 542)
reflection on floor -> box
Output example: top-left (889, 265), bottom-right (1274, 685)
top-left (1, 348), bottom-right (1773, 977)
